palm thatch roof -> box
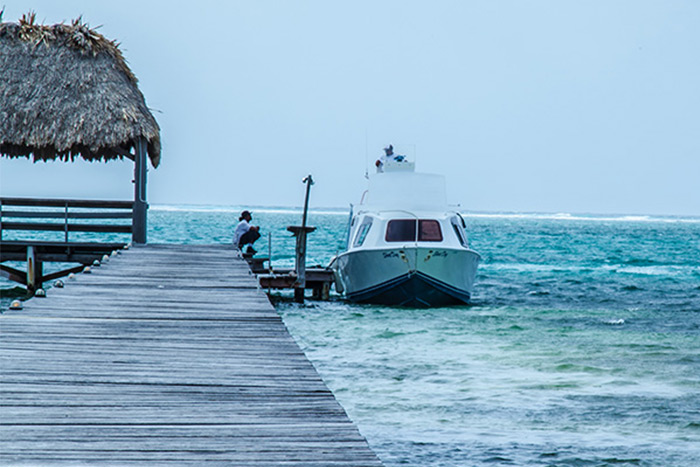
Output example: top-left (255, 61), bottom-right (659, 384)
top-left (0, 12), bottom-right (161, 167)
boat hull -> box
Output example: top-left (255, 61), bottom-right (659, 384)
top-left (332, 247), bottom-right (480, 307)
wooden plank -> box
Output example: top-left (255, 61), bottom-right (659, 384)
top-left (1, 210), bottom-right (133, 219)
top-left (0, 240), bottom-right (127, 264)
top-left (41, 264), bottom-right (91, 282)
top-left (0, 221), bottom-right (132, 233)
top-left (0, 240), bottom-right (127, 248)
top-left (2, 252), bottom-right (121, 263)
top-left (0, 197), bottom-right (133, 209)
top-left (0, 244), bottom-right (383, 466)
top-left (0, 263), bottom-right (26, 284)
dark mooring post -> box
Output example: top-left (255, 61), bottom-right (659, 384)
top-left (287, 175), bottom-right (315, 303)
top-left (133, 137), bottom-right (148, 244)
top-left (26, 245), bottom-right (43, 294)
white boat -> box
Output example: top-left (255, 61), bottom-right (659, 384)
top-left (330, 155), bottom-right (481, 307)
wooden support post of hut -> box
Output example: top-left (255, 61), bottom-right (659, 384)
top-left (0, 13), bottom-right (161, 291)
top-left (133, 137), bottom-right (150, 244)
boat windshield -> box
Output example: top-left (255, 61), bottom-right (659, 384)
top-left (385, 219), bottom-right (443, 242)
top-left (419, 220), bottom-right (443, 241)
top-left (386, 219), bottom-right (415, 242)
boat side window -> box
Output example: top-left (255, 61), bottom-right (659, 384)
top-left (386, 219), bottom-right (416, 242)
top-left (353, 218), bottom-right (373, 247)
top-left (418, 220), bottom-right (443, 242)
top-left (451, 219), bottom-right (468, 247)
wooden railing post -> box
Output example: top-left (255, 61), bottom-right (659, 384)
top-left (133, 137), bottom-right (148, 244)
top-left (64, 201), bottom-right (69, 243)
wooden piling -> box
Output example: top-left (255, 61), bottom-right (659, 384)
top-left (292, 175), bottom-right (314, 303)
top-left (288, 225), bottom-right (316, 302)
top-left (249, 175), bottom-right (336, 301)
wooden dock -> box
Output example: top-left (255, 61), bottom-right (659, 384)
top-left (247, 255), bottom-right (335, 300)
top-left (0, 244), bottom-right (382, 466)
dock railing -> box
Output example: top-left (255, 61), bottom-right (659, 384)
top-left (0, 197), bottom-right (133, 292)
top-left (0, 197), bottom-right (133, 242)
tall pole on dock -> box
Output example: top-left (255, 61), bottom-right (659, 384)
top-left (301, 175), bottom-right (313, 230)
top-left (293, 175), bottom-right (314, 303)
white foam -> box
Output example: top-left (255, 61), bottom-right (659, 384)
top-left (483, 263), bottom-right (585, 274)
top-left (150, 204), bottom-right (348, 216)
top-left (617, 265), bottom-right (694, 277)
top-left (604, 319), bottom-right (625, 325)
top-left (461, 212), bottom-right (700, 224)
top-left (149, 204), bottom-right (700, 223)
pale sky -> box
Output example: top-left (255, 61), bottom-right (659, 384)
top-left (1, 1), bottom-right (698, 216)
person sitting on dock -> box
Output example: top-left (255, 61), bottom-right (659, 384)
top-left (233, 210), bottom-right (260, 255)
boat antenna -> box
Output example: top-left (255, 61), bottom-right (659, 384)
top-left (364, 128), bottom-right (369, 179)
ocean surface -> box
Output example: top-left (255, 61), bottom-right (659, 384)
top-left (2, 206), bottom-right (700, 466)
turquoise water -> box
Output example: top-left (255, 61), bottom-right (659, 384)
top-left (3, 206), bottom-right (700, 466)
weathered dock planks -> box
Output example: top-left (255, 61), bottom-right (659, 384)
top-left (0, 244), bottom-right (382, 466)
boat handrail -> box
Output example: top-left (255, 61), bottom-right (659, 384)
top-left (456, 211), bottom-right (467, 228)
top-left (344, 204), bottom-right (354, 249)
top-left (359, 189), bottom-right (369, 205)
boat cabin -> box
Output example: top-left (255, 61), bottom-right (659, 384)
top-left (345, 168), bottom-right (470, 252)
top-left (346, 211), bottom-right (470, 252)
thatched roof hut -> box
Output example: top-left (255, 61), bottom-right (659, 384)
top-left (0, 12), bottom-right (160, 167)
